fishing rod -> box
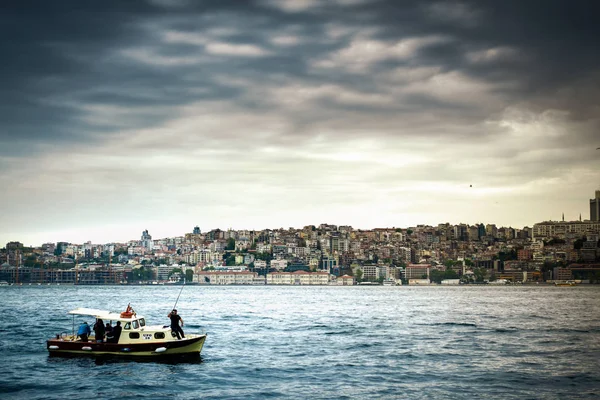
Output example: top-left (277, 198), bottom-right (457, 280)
top-left (171, 277), bottom-right (186, 311)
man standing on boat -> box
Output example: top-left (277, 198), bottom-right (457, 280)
top-left (168, 309), bottom-right (185, 340)
top-left (77, 321), bottom-right (91, 342)
top-left (93, 318), bottom-right (105, 342)
top-left (108, 321), bottom-right (122, 343)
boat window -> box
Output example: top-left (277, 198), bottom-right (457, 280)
top-left (124, 322), bottom-right (131, 330)
top-left (154, 332), bottom-right (165, 339)
top-left (129, 332), bottom-right (140, 339)
top-left (139, 318), bottom-right (145, 327)
top-left (132, 320), bottom-right (139, 329)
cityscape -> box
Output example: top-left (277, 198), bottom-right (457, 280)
top-left (2, 2), bottom-right (600, 398)
top-left (2, 189), bottom-right (599, 286)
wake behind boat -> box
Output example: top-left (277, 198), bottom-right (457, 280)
top-left (46, 305), bottom-right (206, 358)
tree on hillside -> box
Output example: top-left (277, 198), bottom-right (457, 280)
top-left (430, 269), bottom-right (444, 283)
top-left (255, 252), bottom-right (273, 262)
top-left (574, 237), bottom-right (587, 250)
top-left (444, 260), bottom-right (456, 268)
top-left (355, 269), bottom-right (363, 283)
top-left (473, 268), bottom-right (486, 283)
top-left (225, 238), bottom-right (235, 251)
top-left (444, 269), bottom-right (458, 280)
top-left (168, 268), bottom-right (183, 278)
top-left (185, 269), bottom-right (194, 282)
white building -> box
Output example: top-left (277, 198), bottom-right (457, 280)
top-left (194, 271), bottom-right (257, 285)
top-left (409, 279), bottom-right (431, 285)
top-left (267, 271), bottom-right (331, 285)
top-left (440, 279), bottom-right (460, 285)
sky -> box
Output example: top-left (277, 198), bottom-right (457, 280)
top-left (1, 0), bottom-right (599, 246)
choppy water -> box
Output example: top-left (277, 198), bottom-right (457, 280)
top-left (0, 285), bottom-right (599, 399)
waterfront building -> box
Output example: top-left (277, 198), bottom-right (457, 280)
top-left (266, 271), bottom-right (330, 285)
top-left (404, 264), bottom-right (431, 280)
top-left (440, 279), bottom-right (460, 285)
top-left (553, 267), bottom-right (573, 281)
top-left (408, 279), bottom-right (430, 285)
top-left (194, 271), bottom-right (257, 285)
top-left (362, 264), bottom-right (388, 281)
top-left (156, 264), bottom-right (174, 281)
top-left (337, 274), bottom-right (355, 285)
top-left (498, 270), bottom-right (536, 282)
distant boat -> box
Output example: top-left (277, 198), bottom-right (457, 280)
top-left (554, 281), bottom-right (577, 287)
top-left (0, 281), bottom-right (9, 286)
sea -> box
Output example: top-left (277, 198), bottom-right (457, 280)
top-left (0, 285), bottom-right (599, 399)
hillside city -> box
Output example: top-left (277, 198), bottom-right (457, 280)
top-left (2, 190), bottom-right (600, 286)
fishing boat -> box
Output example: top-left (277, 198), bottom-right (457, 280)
top-left (554, 280), bottom-right (577, 287)
top-left (46, 304), bottom-right (207, 358)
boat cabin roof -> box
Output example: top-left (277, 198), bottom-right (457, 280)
top-left (68, 307), bottom-right (144, 322)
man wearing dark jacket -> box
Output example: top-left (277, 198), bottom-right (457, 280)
top-left (108, 321), bottom-right (122, 343)
top-left (168, 309), bottom-right (185, 339)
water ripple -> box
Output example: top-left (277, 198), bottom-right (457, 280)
top-left (0, 285), bottom-right (599, 399)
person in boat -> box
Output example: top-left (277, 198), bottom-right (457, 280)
top-left (77, 321), bottom-right (91, 342)
top-left (105, 322), bottom-right (113, 342)
top-left (93, 318), bottom-right (105, 342)
top-left (108, 321), bottom-right (122, 343)
top-left (168, 309), bottom-right (185, 339)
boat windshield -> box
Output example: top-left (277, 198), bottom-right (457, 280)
top-left (132, 320), bottom-right (139, 329)
top-left (139, 318), bottom-right (145, 327)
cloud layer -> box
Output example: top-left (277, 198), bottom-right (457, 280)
top-left (1, 0), bottom-right (599, 245)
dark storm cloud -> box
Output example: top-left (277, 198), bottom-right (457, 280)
top-left (1, 0), bottom-right (599, 158)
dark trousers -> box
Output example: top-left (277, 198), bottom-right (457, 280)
top-left (171, 325), bottom-right (185, 339)
top-left (79, 333), bottom-right (88, 342)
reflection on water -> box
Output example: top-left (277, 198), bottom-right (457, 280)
top-left (47, 353), bottom-right (203, 365)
